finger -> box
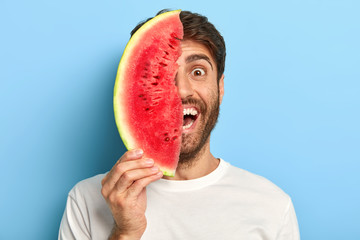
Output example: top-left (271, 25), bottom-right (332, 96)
top-left (102, 158), bottom-right (154, 197)
top-left (126, 171), bottom-right (163, 198)
top-left (120, 149), bottom-right (144, 163)
top-left (101, 149), bottom-right (144, 187)
top-left (115, 166), bottom-right (161, 193)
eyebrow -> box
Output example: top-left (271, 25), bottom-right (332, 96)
top-left (185, 54), bottom-right (213, 70)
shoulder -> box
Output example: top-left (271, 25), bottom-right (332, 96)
top-left (61, 173), bottom-right (114, 239)
top-left (68, 173), bottom-right (107, 204)
top-left (218, 160), bottom-right (300, 238)
top-left (221, 160), bottom-right (291, 206)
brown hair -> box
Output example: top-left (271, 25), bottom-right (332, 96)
top-left (130, 9), bottom-right (226, 82)
top-left (180, 11), bottom-right (226, 81)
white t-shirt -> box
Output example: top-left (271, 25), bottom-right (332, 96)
top-left (59, 159), bottom-right (300, 240)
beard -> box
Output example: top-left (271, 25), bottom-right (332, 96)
top-left (178, 89), bottom-right (220, 168)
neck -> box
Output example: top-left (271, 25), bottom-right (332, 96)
top-left (163, 138), bottom-right (220, 180)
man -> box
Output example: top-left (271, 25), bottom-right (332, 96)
top-left (59, 10), bottom-right (300, 240)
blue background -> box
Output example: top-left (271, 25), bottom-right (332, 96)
top-left (1, 0), bottom-right (359, 239)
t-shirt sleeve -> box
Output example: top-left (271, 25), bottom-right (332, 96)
top-left (58, 193), bottom-right (91, 240)
top-left (276, 198), bottom-right (300, 240)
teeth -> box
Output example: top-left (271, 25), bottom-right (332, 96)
top-left (182, 107), bottom-right (198, 130)
top-left (183, 108), bottom-right (198, 116)
top-left (183, 120), bottom-right (194, 130)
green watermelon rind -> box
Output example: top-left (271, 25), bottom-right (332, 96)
top-left (113, 10), bottom-right (182, 177)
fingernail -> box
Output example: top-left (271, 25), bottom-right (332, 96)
top-left (151, 166), bottom-right (159, 172)
top-left (145, 158), bottom-right (154, 165)
top-left (134, 149), bottom-right (143, 156)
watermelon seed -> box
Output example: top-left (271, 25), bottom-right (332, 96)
top-left (165, 137), bottom-right (170, 141)
top-left (172, 136), bottom-right (177, 141)
top-left (170, 32), bottom-right (178, 38)
top-left (138, 94), bottom-right (144, 98)
top-left (169, 38), bottom-right (177, 45)
top-left (164, 133), bottom-right (168, 136)
top-left (145, 107), bottom-right (150, 111)
top-left (153, 76), bottom-right (160, 80)
top-left (151, 82), bottom-right (159, 86)
top-left (159, 62), bottom-right (167, 67)
top-left (168, 43), bottom-right (174, 49)
top-left (174, 129), bottom-right (178, 132)
top-left (164, 51), bottom-right (169, 55)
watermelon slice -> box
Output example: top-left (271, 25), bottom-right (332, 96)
top-left (113, 10), bottom-right (183, 177)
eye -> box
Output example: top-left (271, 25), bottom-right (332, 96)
top-left (191, 68), bottom-right (205, 77)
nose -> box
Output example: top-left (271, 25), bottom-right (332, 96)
top-left (175, 71), bottom-right (194, 100)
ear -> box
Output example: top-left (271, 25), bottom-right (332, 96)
top-left (219, 74), bottom-right (225, 105)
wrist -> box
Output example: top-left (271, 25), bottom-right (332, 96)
top-left (110, 233), bottom-right (140, 240)
top-left (108, 224), bottom-right (141, 240)
top-left (118, 236), bottom-right (139, 240)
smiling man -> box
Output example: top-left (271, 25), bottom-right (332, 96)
top-left (59, 10), bottom-right (300, 240)
top-left (171, 39), bottom-right (224, 180)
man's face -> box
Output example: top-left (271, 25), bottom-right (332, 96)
top-left (175, 40), bottom-right (224, 164)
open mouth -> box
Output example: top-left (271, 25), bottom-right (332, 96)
top-left (183, 107), bottom-right (199, 130)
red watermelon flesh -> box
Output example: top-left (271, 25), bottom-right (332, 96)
top-left (113, 10), bottom-right (183, 177)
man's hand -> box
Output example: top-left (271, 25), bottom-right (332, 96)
top-left (101, 149), bottom-right (163, 240)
